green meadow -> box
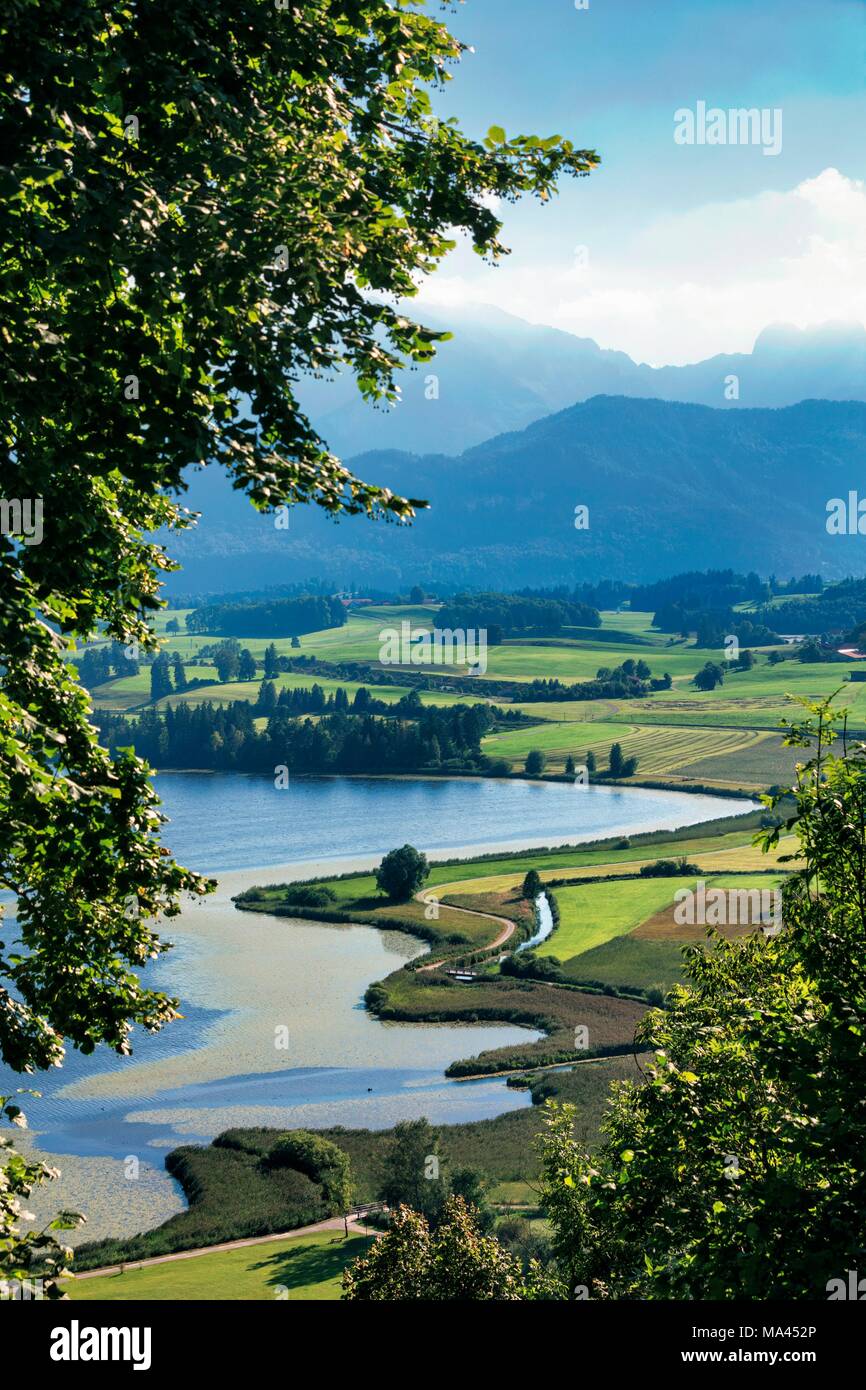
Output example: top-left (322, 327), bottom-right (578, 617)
top-left (68, 1228), bottom-right (372, 1302)
top-left (537, 872), bottom-right (785, 962)
top-left (87, 600), bottom-right (863, 797)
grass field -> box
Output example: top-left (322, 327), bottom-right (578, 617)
top-left (539, 870), bottom-right (786, 962)
top-left (67, 1228), bottom-right (372, 1301)
top-left (538, 878), bottom-right (698, 958)
top-left (88, 602), bottom-right (863, 801)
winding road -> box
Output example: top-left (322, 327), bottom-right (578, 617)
top-left (415, 890), bottom-right (517, 971)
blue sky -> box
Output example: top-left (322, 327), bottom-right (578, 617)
top-left (413, 0), bottom-right (866, 364)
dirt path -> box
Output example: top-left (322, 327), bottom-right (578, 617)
top-left (415, 892), bottom-right (516, 972)
top-left (73, 1206), bottom-right (381, 1280)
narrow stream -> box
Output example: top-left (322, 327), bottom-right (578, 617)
top-left (515, 892), bottom-right (555, 953)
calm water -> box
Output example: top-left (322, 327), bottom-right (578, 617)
top-left (517, 893), bottom-right (555, 953)
top-left (154, 770), bottom-right (749, 875)
top-left (8, 773), bottom-right (754, 1242)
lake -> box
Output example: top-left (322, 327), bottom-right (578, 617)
top-left (8, 772), bottom-right (754, 1242)
top-left (153, 770), bottom-right (748, 875)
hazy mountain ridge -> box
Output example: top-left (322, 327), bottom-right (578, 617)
top-left (167, 394), bottom-right (866, 594)
top-left (295, 309), bottom-right (866, 457)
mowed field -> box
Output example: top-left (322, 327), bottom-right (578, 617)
top-left (536, 872), bottom-right (785, 962)
top-left (67, 1228), bottom-right (372, 1301)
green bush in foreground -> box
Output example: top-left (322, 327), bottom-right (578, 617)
top-left (343, 1198), bottom-right (550, 1301)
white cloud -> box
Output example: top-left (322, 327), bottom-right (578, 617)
top-left (417, 168), bottom-right (866, 365)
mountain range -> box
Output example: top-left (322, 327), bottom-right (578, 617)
top-left (166, 389), bottom-right (866, 595)
top-left (294, 309), bottom-right (866, 457)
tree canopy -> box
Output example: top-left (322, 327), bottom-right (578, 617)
top-left (376, 843), bottom-right (430, 902)
top-left (0, 0), bottom-right (598, 1289)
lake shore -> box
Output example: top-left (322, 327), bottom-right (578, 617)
top-left (211, 788), bottom-right (760, 894)
top-left (13, 778), bottom-right (757, 1248)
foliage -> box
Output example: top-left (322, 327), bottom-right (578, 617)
top-left (73, 1142), bottom-right (326, 1270)
top-left (638, 857), bottom-right (701, 877)
top-left (0, 1090), bottom-right (81, 1298)
top-left (342, 1197), bottom-right (547, 1300)
top-left (517, 664), bottom-right (656, 703)
top-left (375, 844), bottom-right (430, 903)
top-left (265, 1130), bottom-right (352, 1216)
top-left (77, 640), bottom-right (139, 690)
top-left (276, 884), bottom-right (337, 909)
top-left (1, 0), bottom-right (594, 1283)
top-left (377, 1118), bottom-right (448, 1224)
top-left (437, 592), bottom-right (600, 637)
top-left (187, 595), bottom-right (346, 638)
top-left (537, 696), bottom-right (866, 1299)
top-left (693, 661), bottom-right (725, 691)
top-left (522, 869), bottom-right (543, 899)
top-left (97, 699), bottom-right (494, 774)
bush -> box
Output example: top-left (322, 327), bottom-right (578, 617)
top-left (265, 1131), bottom-right (353, 1215)
top-left (639, 858), bottom-right (700, 877)
top-left (279, 884), bottom-right (337, 907)
top-left (501, 952), bottom-right (565, 984)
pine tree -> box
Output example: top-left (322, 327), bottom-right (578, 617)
top-left (149, 654), bottom-right (173, 702)
top-left (238, 648), bottom-right (257, 681)
top-left (263, 643), bottom-right (280, 679)
top-left (257, 679), bottom-right (277, 713)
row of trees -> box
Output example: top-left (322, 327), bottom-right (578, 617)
top-left (255, 682), bottom-right (433, 721)
top-left (518, 572), bottom-right (823, 615)
top-left (185, 594), bottom-right (347, 638)
top-left (655, 604), bottom-right (780, 648)
top-left (437, 592), bottom-right (601, 638)
top-left (519, 663), bottom-right (671, 704)
top-left (96, 700), bottom-right (496, 776)
top-left (524, 743), bottom-right (638, 778)
top-left (77, 640), bottom-right (139, 689)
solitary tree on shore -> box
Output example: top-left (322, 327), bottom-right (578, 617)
top-left (376, 844), bottom-right (430, 903)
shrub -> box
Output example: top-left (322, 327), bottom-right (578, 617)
top-left (279, 884), bottom-right (337, 907)
top-left (265, 1131), bottom-right (353, 1215)
top-left (639, 858), bottom-right (700, 877)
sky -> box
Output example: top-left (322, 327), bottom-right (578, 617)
top-left (412, 0), bottom-right (866, 366)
